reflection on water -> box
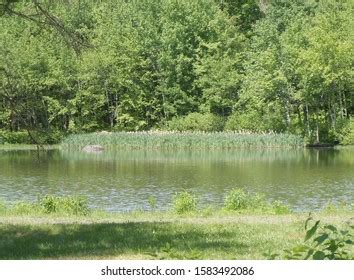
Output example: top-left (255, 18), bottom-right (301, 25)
top-left (0, 147), bottom-right (353, 212)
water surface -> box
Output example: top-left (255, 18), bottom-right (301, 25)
top-left (0, 147), bottom-right (353, 212)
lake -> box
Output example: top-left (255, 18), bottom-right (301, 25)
top-left (0, 147), bottom-right (353, 212)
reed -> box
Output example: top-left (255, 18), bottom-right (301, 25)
top-left (61, 131), bottom-right (304, 150)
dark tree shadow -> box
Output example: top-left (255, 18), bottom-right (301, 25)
top-left (0, 222), bottom-right (249, 259)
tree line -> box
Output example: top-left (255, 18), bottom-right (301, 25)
top-left (0, 0), bottom-right (352, 144)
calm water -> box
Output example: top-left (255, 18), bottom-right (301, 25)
top-left (0, 147), bottom-right (353, 212)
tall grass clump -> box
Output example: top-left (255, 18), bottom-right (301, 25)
top-left (61, 131), bottom-right (304, 151)
top-left (0, 200), bottom-right (7, 214)
top-left (3, 196), bottom-right (90, 216)
top-left (173, 191), bottom-right (197, 214)
top-left (39, 195), bottom-right (90, 215)
top-left (224, 188), bottom-right (291, 214)
top-left (224, 188), bottom-right (249, 210)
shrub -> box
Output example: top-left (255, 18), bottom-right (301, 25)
top-left (173, 191), bottom-right (197, 214)
top-left (166, 113), bottom-right (225, 132)
top-left (224, 188), bottom-right (249, 211)
top-left (225, 109), bottom-right (286, 133)
top-left (0, 130), bottom-right (30, 144)
top-left (339, 118), bottom-right (354, 145)
top-left (224, 188), bottom-right (291, 213)
top-left (282, 215), bottom-right (353, 260)
top-left (39, 195), bottom-right (90, 216)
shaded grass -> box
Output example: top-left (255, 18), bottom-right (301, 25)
top-left (0, 217), bottom-right (300, 259)
top-left (61, 131), bottom-right (304, 150)
top-left (0, 213), bottom-right (352, 260)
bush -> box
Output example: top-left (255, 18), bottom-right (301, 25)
top-left (225, 109), bottom-right (286, 133)
top-left (224, 188), bottom-right (291, 213)
top-left (0, 129), bottom-right (64, 144)
top-left (173, 191), bottom-right (197, 214)
top-left (224, 188), bottom-right (249, 211)
top-left (27, 129), bottom-right (65, 144)
top-left (39, 195), bottom-right (90, 216)
top-left (339, 118), bottom-right (354, 145)
top-left (0, 130), bottom-right (30, 144)
top-left (166, 113), bottom-right (225, 132)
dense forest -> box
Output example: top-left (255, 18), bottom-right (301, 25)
top-left (0, 0), bottom-right (353, 144)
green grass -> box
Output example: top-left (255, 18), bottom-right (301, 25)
top-left (0, 212), bottom-right (352, 260)
top-left (341, 118), bottom-right (354, 145)
top-left (0, 195), bottom-right (353, 260)
top-left (0, 194), bottom-right (352, 260)
top-left (61, 131), bottom-right (304, 150)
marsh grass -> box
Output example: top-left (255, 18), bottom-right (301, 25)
top-left (2, 196), bottom-right (90, 216)
top-left (61, 131), bottom-right (304, 150)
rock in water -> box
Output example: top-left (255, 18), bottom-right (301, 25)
top-left (82, 145), bottom-right (105, 153)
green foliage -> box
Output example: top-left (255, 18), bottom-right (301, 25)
top-left (172, 191), bottom-right (197, 214)
top-left (282, 215), bottom-right (353, 260)
top-left (225, 110), bottom-right (285, 132)
top-left (0, 200), bottom-right (6, 214)
top-left (39, 195), bottom-right (90, 216)
top-left (148, 196), bottom-right (157, 211)
top-left (11, 201), bottom-right (43, 215)
top-left (340, 118), bottom-right (354, 145)
top-left (224, 188), bottom-right (249, 211)
top-left (165, 113), bottom-right (225, 132)
top-left (0, 0), bottom-right (352, 144)
top-left (271, 200), bottom-right (291, 214)
top-left (322, 201), bottom-right (353, 214)
top-left (224, 188), bottom-right (291, 214)
top-left (0, 130), bottom-right (30, 144)
top-left (2, 196), bottom-right (90, 216)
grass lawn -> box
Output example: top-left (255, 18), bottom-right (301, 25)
top-left (0, 213), bottom-right (352, 260)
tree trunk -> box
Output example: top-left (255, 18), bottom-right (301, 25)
top-left (305, 103), bottom-right (311, 138)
